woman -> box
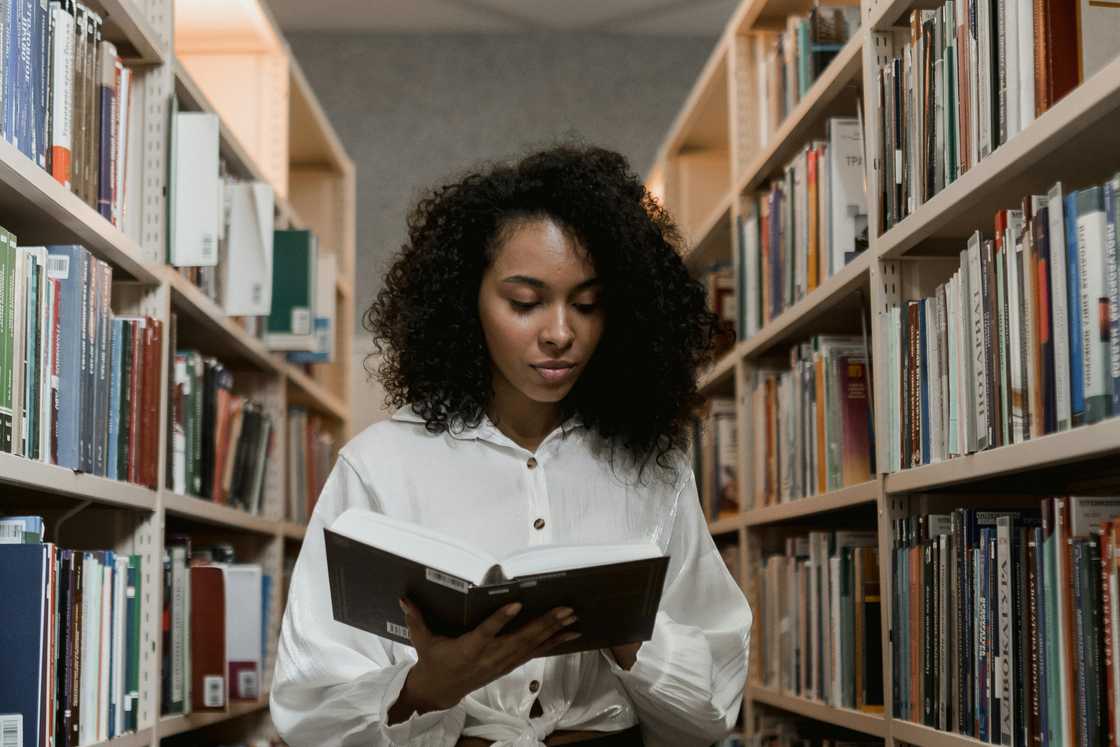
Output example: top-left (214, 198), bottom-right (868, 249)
top-left (271, 144), bottom-right (752, 747)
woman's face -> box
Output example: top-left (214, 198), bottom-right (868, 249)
top-left (478, 217), bottom-right (605, 406)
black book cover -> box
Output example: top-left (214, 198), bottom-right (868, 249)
top-left (324, 527), bottom-right (669, 657)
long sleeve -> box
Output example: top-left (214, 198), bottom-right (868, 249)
top-left (601, 469), bottom-right (752, 747)
top-left (270, 455), bottom-right (467, 746)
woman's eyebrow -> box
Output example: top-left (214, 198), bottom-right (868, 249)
top-left (501, 275), bottom-right (600, 290)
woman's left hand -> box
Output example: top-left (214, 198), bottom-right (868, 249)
top-left (609, 642), bottom-right (641, 671)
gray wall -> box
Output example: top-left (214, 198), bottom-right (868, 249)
top-left (286, 32), bottom-right (717, 428)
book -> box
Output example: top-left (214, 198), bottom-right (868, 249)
top-left (168, 111), bottom-right (220, 267)
top-left (324, 508), bottom-right (669, 656)
top-left (265, 229), bottom-right (317, 351)
top-left (219, 180), bottom-right (274, 317)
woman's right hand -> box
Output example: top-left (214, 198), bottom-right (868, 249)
top-left (391, 597), bottom-right (581, 716)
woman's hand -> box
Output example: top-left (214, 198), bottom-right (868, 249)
top-left (390, 597), bottom-right (581, 720)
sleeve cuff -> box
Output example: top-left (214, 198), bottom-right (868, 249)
top-left (378, 661), bottom-right (466, 746)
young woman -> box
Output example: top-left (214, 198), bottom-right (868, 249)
top-left (271, 145), bottom-right (752, 747)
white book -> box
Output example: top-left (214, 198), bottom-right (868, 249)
top-left (968, 233), bottom-right (989, 449)
top-left (1003, 0), bottom-right (1020, 141)
top-left (818, 141), bottom-right (831, 283)
top-left (112, 555), bottom-right (128, 736)
top-left (948, 274), bottom-right (960, 457)
top-left (926, 299), bottom-right (942, 462)
top-left (225, 565), bottom-right (263, 701)
top-left (1006, 211), bottom-right (1024, 442)
top-left (827, 118), bottom-right (867, 275)
top-left (220, 180), bottom-right (275, 316)
top-left (829, 555), bottom-right (842, 704)
top-left (743, 206), bottom-right (760, 338)
top-left (169, 111), bottom-right (221, 266)
top-left (808, 534), bottom-right (821, 699)
top-left (1016, 0), bottom-right (1034, 131)
top-left (114, 66), bottom-right (132, 228)
top-left (1075, 187), bottom-right (1110, 422)
top-left (959, 251), bottom-right (978, 453)
top-left (78, 554), bottom-right (99, 744)
top-left (170, 546), bottom-right (187, 709)
top-left (1020, 213), bottom-right (1037, 440)
top-left (98, 562), bottom-right (111, 740)
top-left (49, 2), bottom-right (75, 189)
top-left (9, 249), bottom-right (26, 458)
top-left (1047, 183), bottom-right (1073, 430)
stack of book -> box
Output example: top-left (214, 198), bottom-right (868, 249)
top-left (874, 0), bottom-right (1120, 232)
top-left (756, 4), bottom-right (861, 136)
top-left (749, 336), bottom-right (873, 507)
top-left (169, 352), bottom-right (275, 513)
top-left (0, 242), bottom-right (163, 486)
top-left (286, 406), bottom-right (336, 524)
top-left (692, 397), bottom-right (739, 521)
top-left (891, 497), bottom-right (1120, 744)
top-left (0, 516), bottom-right (143, 747)
top-left (161, 536), bottom-right (271, 716)
top-left (758, 530), bottom-right (883, 712)
top-left (737, 118), bottom-right (868, 340)
top-left (878, 176), bottom-right (1120, 471)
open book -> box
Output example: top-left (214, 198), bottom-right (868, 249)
top-left (324, 508), bottom-right (670, 656)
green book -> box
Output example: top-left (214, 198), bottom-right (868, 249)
top-left (126, 554), bottom-right (142, 732)
top-left (0, 232), bottom-right (12, 452)
top-left (266, 229), bottom-right (317, 352)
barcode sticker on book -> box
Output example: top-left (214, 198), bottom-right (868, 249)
top-left (291, 308), bottom-right (311, 335)
top-left (46, 254), bottom-right (69, 279)
top-left (386, 621), bottom-right (410, 639)
top-left (200, 234), bottom-right (216, 261)
top-left (203, 675), bottom-right (225, 708)
top-left (0, 715), bottom-right (21, 747)
top-left (426, 567), bottom-right (468, 593)
top-left (238, 670), bottom-right (259, 699)
top-left (0, 524), bottom-right (23, 544)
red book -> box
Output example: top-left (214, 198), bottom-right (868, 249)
top-left (190, 565), bottom-right (227, 712)
top-left (838, 356), bottom-right (872, 485)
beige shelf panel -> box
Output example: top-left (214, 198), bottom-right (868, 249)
top-left (158, 696), bottom-right (270, 738)
top-left (743, 479), bottom-right (879, 526)
top-left (734, 0), bottom-right (816, 31)
top-left (163, 491), bottom-right (281, 536)
top-left (85, 728), bottom-right (156, 747)
top-left (736, 29), bottom-right (864, 196)
top-left (96, 0), bottom-right (167, 64)
top-left (684, 192), bottom-right (735, 271)
top-left (891, 719), bottom-right (991, 747)
top-left (747, 685), bottom-right (888, 736)
top-left (159, 266), bottom-right (281, 374)
top-left (699, 343), bottom-right (743, 394)
top-left (741, 249), bottom-right (873, 360)
top-left (709, 512), bottom-right (746, 535)
top-left (289, 56), bottom-right (352, 172)
top-left (282, 521), bottom-right (307, 541)
top-left (336, 274), bottom-right (354, 300)
top-left (874, 52), bottom-right (1120, 259)
top-left (0, 133), bottom-right (158, 283)
top-left (0, 453), bottom-right (158, 511)
top-left (658, 38), bottom-right (732, 161)
top-left (885, 417), bottom-right (1120, 494)
top-left (174, 0), bottom-right (284, 54)
top-left (287, 364), bottom-right (348, 422)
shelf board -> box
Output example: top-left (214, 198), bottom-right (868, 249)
top-left (98, 0), bottom-right (166, 64)
top-left (734, 0), bottom-right (818, 32)
top-left (282, 521), bottom-right (307, 541)
top-left (736, 29), bottom-right (863, 196)
top-left (86, 728), bottom-right (155, 747)
top-left (741, 249), bottom-right (873, 360)
top-left (289, 55), bottom-right (353, 172)
top-left (874, 52), bottom-right (1120, 259)
top-left (747, 685), bottom-right (888, 737)
top-left (158, 696), bottom-right (270, 738)
top-left (0, 453), bottom-right (158, 511)
top-left (743, 479), bottom-right (879, 526)
top-left (684, 192), bottom-right (734, 270)
top-left (163, 491), bottom-right (281, 535)
top-left (885, 416), bottom-right (1120, 493)
top-left (286, 364), bottom-right (348, 421)
top-left (867, 0), bottom-right (945, 30)
top-left (708, 512), bottom-right (745, 534)
top-left (655, 36), bottom-right (731, 162)
top-left (891, 719), bottom-right (990, 747)
top-left (0, 133), bottom-right (158, 283)
top-left (698, 344), bottom-right (742, 394)
top-left (160, 267), bottom-right (281, 375)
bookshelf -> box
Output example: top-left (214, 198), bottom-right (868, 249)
top-left (652, 0), bottom-right (1120, 740)
top-left (0, 0), bottom-right (355, 744)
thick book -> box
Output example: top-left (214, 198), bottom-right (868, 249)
top-left (265, 229), bottom-right (317, 351)
top-left (325, 508), bottom-right (669, 657)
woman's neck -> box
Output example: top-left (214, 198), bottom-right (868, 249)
top-left (487, 381), bottom-right (563, 453)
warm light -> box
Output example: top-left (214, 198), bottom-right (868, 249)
top-left (175, 0), bottom-right (285, 54)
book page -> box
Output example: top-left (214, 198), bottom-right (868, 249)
top-left (329, 509), bottom-right (499, 585)
top-left (497, 542), bottom-right (663, 581)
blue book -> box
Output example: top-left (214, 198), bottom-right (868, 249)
top-left (0, 543), bottom-right (49, 747)
top-left (919, 299), bottom-right (930, 464)
top-left (11, 0), bottom-right (34, 160)
top-left (106, 319), bottom-right (122, 480)
top-left (3, 0), bottom-right (18, 147)
top-left (261, 573), bottom-right (272, 663)
top-left (30, 0), bottom-right (45, 168)
top-left (1064, 192), bottom-right (1084, 425)
top-left (1105, 177), bottom-right (1120, 414)
top-left (46, 246), bottom-right (87, 470)
top-left (1033, 526), bottom-right (1049, 747)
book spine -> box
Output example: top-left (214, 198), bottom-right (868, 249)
top-left (1106, 177), bottom-right (1120, 415)
top-left (1048, 184), bottom-right (1072, 431)
top-left (1065, 191), bottom-right (1085, 426)
top-left (1075, 186), bottom-right (1111, 423)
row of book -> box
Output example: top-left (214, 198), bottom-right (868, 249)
top-left (161, 536), bottom-right (271, 717)
top-left (0, 516), bottom-right (142, 747)
top-left (286, 406), bottom-right (336, 525)
top-left (0, 2), bottom-right (134, 225)
top-left (878, 177), bottom-right (1120, 471)
top-left (168, 110), bottom-right (338, 363)
top-left (169, 352), bottom-right (275, 512)
top-left (757, 530), bottom-right (884, 713)
top-left (691, 397), bottom-right (739, 522)
top-left (747, 717), bottom-right (881, 747)
top-left (748, 335), bottom-right (873, 507)
top-left (736, 118), bottom-right (869, 341)
top-left (891, 497), bottom-right (1120, 746)
top-left (875, 0), bottom-right (1119, 232)
top-left (0, 241), bottom-right (163, 486)
top-left (753, 4), bottom-right (861, 139)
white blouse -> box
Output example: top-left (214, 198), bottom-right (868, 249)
top-left (271, 406), bottom-right (752, 747)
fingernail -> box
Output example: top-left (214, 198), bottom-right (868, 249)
top-left (562, 615), bottom-right (579, 626)
top-left (555, 607), bottom-right (574, 620)
top-left (562, 632), bottom-right (582, 641)
top-left (506, 603), bottom-right (523, 616)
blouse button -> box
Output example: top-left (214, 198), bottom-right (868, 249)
top-left (527, 457), bottom-right (538, 469)
top-left (529, 680), bottom-right (540, 693)
top-left (533, 518), bottom-right (546, 530)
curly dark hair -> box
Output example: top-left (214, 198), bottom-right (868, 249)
top-left (365, 143), bottom-right (722, 480)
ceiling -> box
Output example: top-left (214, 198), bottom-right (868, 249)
top-left (265, 0), bottom-right (738, 35)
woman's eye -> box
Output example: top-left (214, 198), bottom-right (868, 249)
top-left (510, 300), bottom-right (538, 312)
top-left (574, 302), bottom-right (599, 313)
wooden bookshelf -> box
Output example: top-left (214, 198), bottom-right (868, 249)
top-left (0, 0), bottom-right (353, 744)
top-left (652, 0), bottom-right (1120, 739)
